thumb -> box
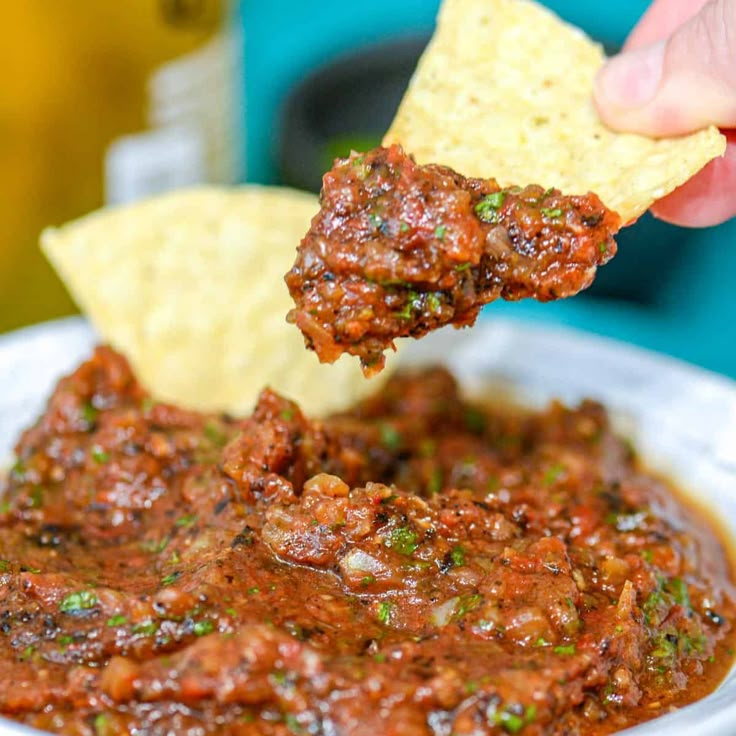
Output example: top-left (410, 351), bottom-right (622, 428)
top-left (594, 0), bottom-right (736, 135)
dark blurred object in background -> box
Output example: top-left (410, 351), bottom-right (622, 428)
top-left (0, 0), bottom-right (242, 333)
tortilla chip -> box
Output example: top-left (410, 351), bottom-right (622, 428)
top-left (384, 0), bottom-right (726, 224)
top-left (42, 186), bottom-right (384, 417)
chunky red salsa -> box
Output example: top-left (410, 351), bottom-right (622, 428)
top-left (0, 347), bottom-right (733, 735)
top-left (285, 145), bottom-right (621, 375)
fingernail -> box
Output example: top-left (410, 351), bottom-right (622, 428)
top-left (595, 40), bottom-right (666, 109)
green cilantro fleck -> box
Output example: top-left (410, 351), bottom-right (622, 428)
top-left (361, 575), bottom-right (375, 586)
top-left (93, 713), bottom-right (110, 736)
top-left (29, 486), bottom-right (44, 509)
top-left (426, 292), bottom-right (442, 314)
top-left (91, 446), bottom-right (110, 464)
top-left (175, 514), bottom-right (198, 528)
top-left (368, 213), bottom-right (383, 230)
top-left (10, 457), bottom-right (25, 477)
top-left (450, 546), bottom-right (466, 567)
top-left (491, 704), bottom-right (537, 734)
top-left (247, 586), bottom-right (260, 595)
top-left (133, 620), bottom-right (158, 636)
top-left (540, 207), bottom-right (563, 218)
top-left (226, 607), bottom-right (238, 617)
top-left (385, 526), bottom-right (419, 556)
top-left (455, 593), bottom-right (483, 619)
top-left (81, 401), bottom-right (98, 426)
top-left (284, 713), bottom-right (303, 734)
top-left (193, 619), bottom-right (215, 636)
top-left (454, 262), bottom-right (472, 272)
top-left (641, 549), bottom-right (654, 564)
top-left (553, 643), bottom-right (576, 655)
top-left (59, 590), bottom-right (99, 614)
top-left (434, 224), bottom-right (447, 240)
top-left (19, 645), bottom-right (35, 661)
top-left (161, 572), bottom-right (181, 587)
top-left (599, 241), bottom-right (608, 254)
top-left (204, 422), bottom-right (228, 447)
top-left (373, 652), bottom-right (387, 663)
top-left (377, 600), bottom-right (394, 624)
top-left (280, 408), bottom-right (295, 421)
top-left (475, 191), bottom-right (506, 223)
top-left (106, 615), bottom-right (128, 627)
top-left (379, 423), bottom-right (402, 451)
top-left (58, 635), bottom-right (74, 646)
top-left (399, 221), bottom-right (410, 233)
top-left (0, 560), bottom-right (9, 572)
top-left (542, 463), bottom-right (566, 485)
top-left (396, 290), bottom-right (421, 319)
top-left (427, 468), bottom-right (443, 495)
top-left (0, 500), bottom-right (10, 515)
top-left (666, 577), bottom-right (691, 608)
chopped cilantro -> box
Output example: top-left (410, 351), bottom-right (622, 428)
top-left (29, 486), bottom-right (43, 509)
top-left (361, 575), bottom-right (375, 586)
top-left (540, 207), bottom-right (563, 218)
top-left (455, 594), bottom-right (483, 619)
top-left (373, 652), bottom-right (386, 663)
top-left (399, 221), bottom-right (410, 233)
top-left (434, 224), bottom-right (447, 240)
top-left (59, 590), bottom-right (98, 614)
top-left (385, 526), bottom-right (419, 556)
top-left (491, 703), bottom-right (537, 734)
top-left (0, 500), bottom-right (10, 515)
top-left (666, 577), bottom-right (691, 608)
top-left (427, 468), bottom-right (443, 495)
top-left (450, 546), bottom-right (465, 567)
top-left (91, 446), bottom-right (110, 464)
top-left (93, 713), bottom-right (110, 736)
top-left (377, 600), bottom-right (394, 624)
top-left (553, 643), bottom-right (576, 655)
top-left (0, 560), bottom-right (9, 572)
top-left (175, 514), bottom-right (198, 528)
top-left (106, 615), bottom-right (128, 627)
top-left (58, 635), bottom-right (74, 646)
top-left (247, 586), bottom-right (260, 595)
top-left (133, 620), bottom-right (158, 636)
top-left (204, 422), bottom-right (228, 447)
top-left (193, 619), bottom-right (215, 636)
top-left (542, 463), bottom-right (565, 485)
top-left (379, 423), bottom-right (402, 451)
top-left (599, 241), bottom-right (608, 254)
top-left (19, 645), bottom-right (35, 661)
top-left (280, 408), bottom-right (295, 421)
top-left (161, 571), bottom-right (181, 587)
top-left (426, 292), bottom-right (442, 314)
top-left (454, 262), bottom-right (472, 272)
top-left (396, 290), bottom-right (421, 319)
top-left (368, 213), bottom-right (383, 230)
top-left (475, 191), bottom-right (507, 223)
top-left (81, 401), bottom-right (98, 426)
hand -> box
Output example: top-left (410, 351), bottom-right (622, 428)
top-left (593, 0), bottom-right (736, 227)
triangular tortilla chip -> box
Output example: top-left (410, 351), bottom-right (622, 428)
top-left (42, 186), bottom-right (383, 416)
top-left (385, 0), bottom-right (725, 223)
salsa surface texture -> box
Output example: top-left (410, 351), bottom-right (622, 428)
top-left (285, 145), bottom-right (621, 375)
top-left (0, 348), bottom-right (734, 735)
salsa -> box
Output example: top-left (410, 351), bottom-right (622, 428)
top-left (0, 347), bottom-right (733, 735)
top-left (285, 145), bottom-right (621, 375)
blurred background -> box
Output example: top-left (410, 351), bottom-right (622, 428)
top-left (2, 0), bottom-right (735, 377)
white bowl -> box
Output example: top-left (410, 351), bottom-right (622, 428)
top-left (1, 316), bottom-right (735, 735)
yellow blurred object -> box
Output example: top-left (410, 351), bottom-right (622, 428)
top-left (0, 0), bottom-right (240, 332)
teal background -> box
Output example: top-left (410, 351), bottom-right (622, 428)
top-left (239, 1), bottom-right (736, 378)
